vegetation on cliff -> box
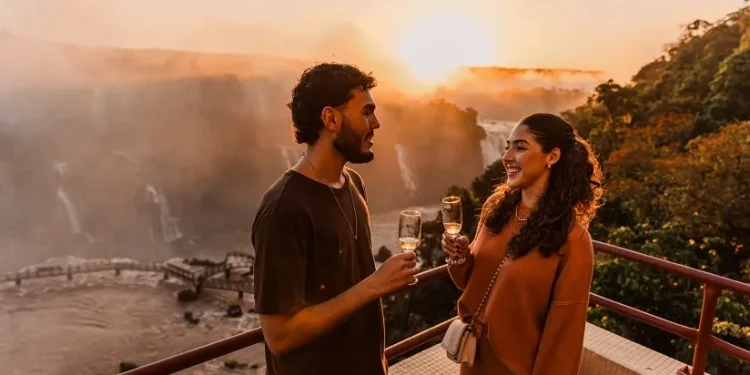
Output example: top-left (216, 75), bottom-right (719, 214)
top-left (383, 6), bottom-right (750, 374)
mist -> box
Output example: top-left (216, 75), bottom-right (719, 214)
top-left (0, 18), bottom-right (604, 274)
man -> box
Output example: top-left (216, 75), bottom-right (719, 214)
top-left (252, 63), bottom-right (419, 375)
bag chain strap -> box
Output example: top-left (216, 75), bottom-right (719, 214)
top-left (470, 253), bottom-right (510, 326)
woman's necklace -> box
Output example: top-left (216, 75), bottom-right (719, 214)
top-left (515, 205), bottom-right (528, 222)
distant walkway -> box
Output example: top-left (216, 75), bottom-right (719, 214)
top-left (3, 251), bottom-right (255, 295)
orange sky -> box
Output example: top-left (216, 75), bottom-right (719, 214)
top-left (0, 0), bottom-right (746, 83)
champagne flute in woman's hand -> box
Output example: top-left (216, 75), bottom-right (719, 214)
top-left (442, 196), bottom-right (466, 264)
top-left (441, 196), bottom-right (463, 237)
top-left (398, 210), bottom-right (421, 286)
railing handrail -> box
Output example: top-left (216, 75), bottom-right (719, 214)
top-left (123, 242), bottom-right (750, 375)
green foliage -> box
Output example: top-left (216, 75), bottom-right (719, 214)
top-left (704, 48), bottom-right (750, 127)
top-left (561, 6), bottom-right (750, 374)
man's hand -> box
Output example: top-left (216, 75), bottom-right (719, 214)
top-left (363, 251), bottom-right (418, 297)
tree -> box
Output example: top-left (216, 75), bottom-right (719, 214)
top-left (703, 47), bottom-right (750, 129)
top-left (560, 8), bottom-right (750, 373)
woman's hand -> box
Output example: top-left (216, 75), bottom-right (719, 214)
top-left (441, 233), bottom-right (470, 261)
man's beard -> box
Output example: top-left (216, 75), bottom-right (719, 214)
top-left (333, 120), bottom-right (374, 164)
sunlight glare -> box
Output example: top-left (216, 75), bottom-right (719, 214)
top-left (397, 12), bottom-right (498, 86)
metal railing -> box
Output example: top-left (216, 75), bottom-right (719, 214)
top-left (590, 241), bottom-right (750, 374)
top-left (123, 240), bottom-right (750, 375)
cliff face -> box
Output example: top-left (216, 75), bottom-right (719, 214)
top-left (0, 34), bottom-right (486, 249)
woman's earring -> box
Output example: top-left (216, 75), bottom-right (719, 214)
top-left (547, 164), bottom-right (552, 169)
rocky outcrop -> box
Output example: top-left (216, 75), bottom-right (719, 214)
top-left (225, 304), bottom-right (243, 318)
top-left (118, 362), bottom-right (138, 373)
top-left (177, 289), bottom-right (199, 303)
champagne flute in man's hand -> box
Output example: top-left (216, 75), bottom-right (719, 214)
top-left (398, 210), bottom-right (421, 286)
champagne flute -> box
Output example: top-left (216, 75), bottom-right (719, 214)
top-left (441, 196), bottom-right (463, 237)
top-left (398, 210), bottom-right (421, 286)
top-left (442, 196), bottom-right (465, 264)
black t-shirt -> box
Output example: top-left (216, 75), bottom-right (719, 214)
top-left (251, 167), bottom-right (386, 375)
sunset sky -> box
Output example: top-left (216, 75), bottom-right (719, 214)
top-left (0, 0), bottom-right (746, 82)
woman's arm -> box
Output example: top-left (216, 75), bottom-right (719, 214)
top-left (445, 195), bottom-right (498, 290)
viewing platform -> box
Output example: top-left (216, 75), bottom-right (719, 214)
top-left (389, 324), bottom-right (700, 375)
top-left (119, 240), bottom-right (749, 375)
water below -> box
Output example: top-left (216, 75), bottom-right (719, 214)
top-left (0, 204), bottom-right (441, 375)
top-left (0, 270), bottom-right (264, 375)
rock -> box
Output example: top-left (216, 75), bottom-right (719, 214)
top-left (119, 361), bottom-right (138, 372)
top-left (223, 359), bottom-right (248, 369)
top-left (225, 304), bottom-right (243, 318)
top-left (177, 289), bottom-right (198, 302)
top-left (183, 311), bottom-right (200, 324)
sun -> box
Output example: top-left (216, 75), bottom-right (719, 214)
top-left (396, 11), bottom-right (497, 86)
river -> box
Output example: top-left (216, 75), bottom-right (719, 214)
top-left (0, 204), bottom-right (442, 375)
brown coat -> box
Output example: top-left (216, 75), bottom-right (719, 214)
top-left (448, 217), bottom-right (594, 375)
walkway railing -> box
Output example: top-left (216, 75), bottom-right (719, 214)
top-left (122, 240), bottom-right (750, 375)
top-left (591, 241), bottom-right (750, 374)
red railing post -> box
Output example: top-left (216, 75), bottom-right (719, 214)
top-left (690, 284), bottom-right (721, 375)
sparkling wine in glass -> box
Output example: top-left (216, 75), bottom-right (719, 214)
top-left (441, 196), bottom-right (463, 237)
top-left (398, 210), bottom-right (421, 286)
top-left (398, 210), bottom-right (422, 252)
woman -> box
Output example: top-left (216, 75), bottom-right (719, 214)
top-left (442, 113), bottom-right (603, 375)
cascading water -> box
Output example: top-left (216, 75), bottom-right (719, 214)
top-left (393, 144), bottom-right (418, 193)
top-left (478, 119), bottom-right (516, 168)
top-left (145, 184), bottom-right (182, 244)
top-left (56, 186), bottom-right (82, 235)
top-left (53, 162), bottom-right (83, 235)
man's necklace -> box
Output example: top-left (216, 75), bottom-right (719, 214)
top-left (302, 152), bottom-right (358, 240)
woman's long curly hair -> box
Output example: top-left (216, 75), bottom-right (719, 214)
top-left (482, 113), bottom-right (604, 259)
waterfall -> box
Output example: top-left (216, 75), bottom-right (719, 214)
top-left (145, 184), bottom-right (183, 244)
top-left (53, 162), bottom-right (82, 235)
top-left (393, 144), bottom-right (418, 193)
top-left (478, 119), bottom-right (516, 168)
top-left (56, 186), bottom-right (82, 235)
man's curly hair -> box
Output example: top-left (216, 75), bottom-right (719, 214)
top-left (287, 63), bottom-right (377, 145)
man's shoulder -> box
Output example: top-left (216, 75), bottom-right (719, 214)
top-left (255, 171), bottom-right (308, 219)
top-left (345, 166), bottom-right (367, 200)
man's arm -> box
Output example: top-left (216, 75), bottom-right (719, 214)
top-left (252, 204), bottom-right (418, 356)
top-left (260, 251), bottom-right (417, 355)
